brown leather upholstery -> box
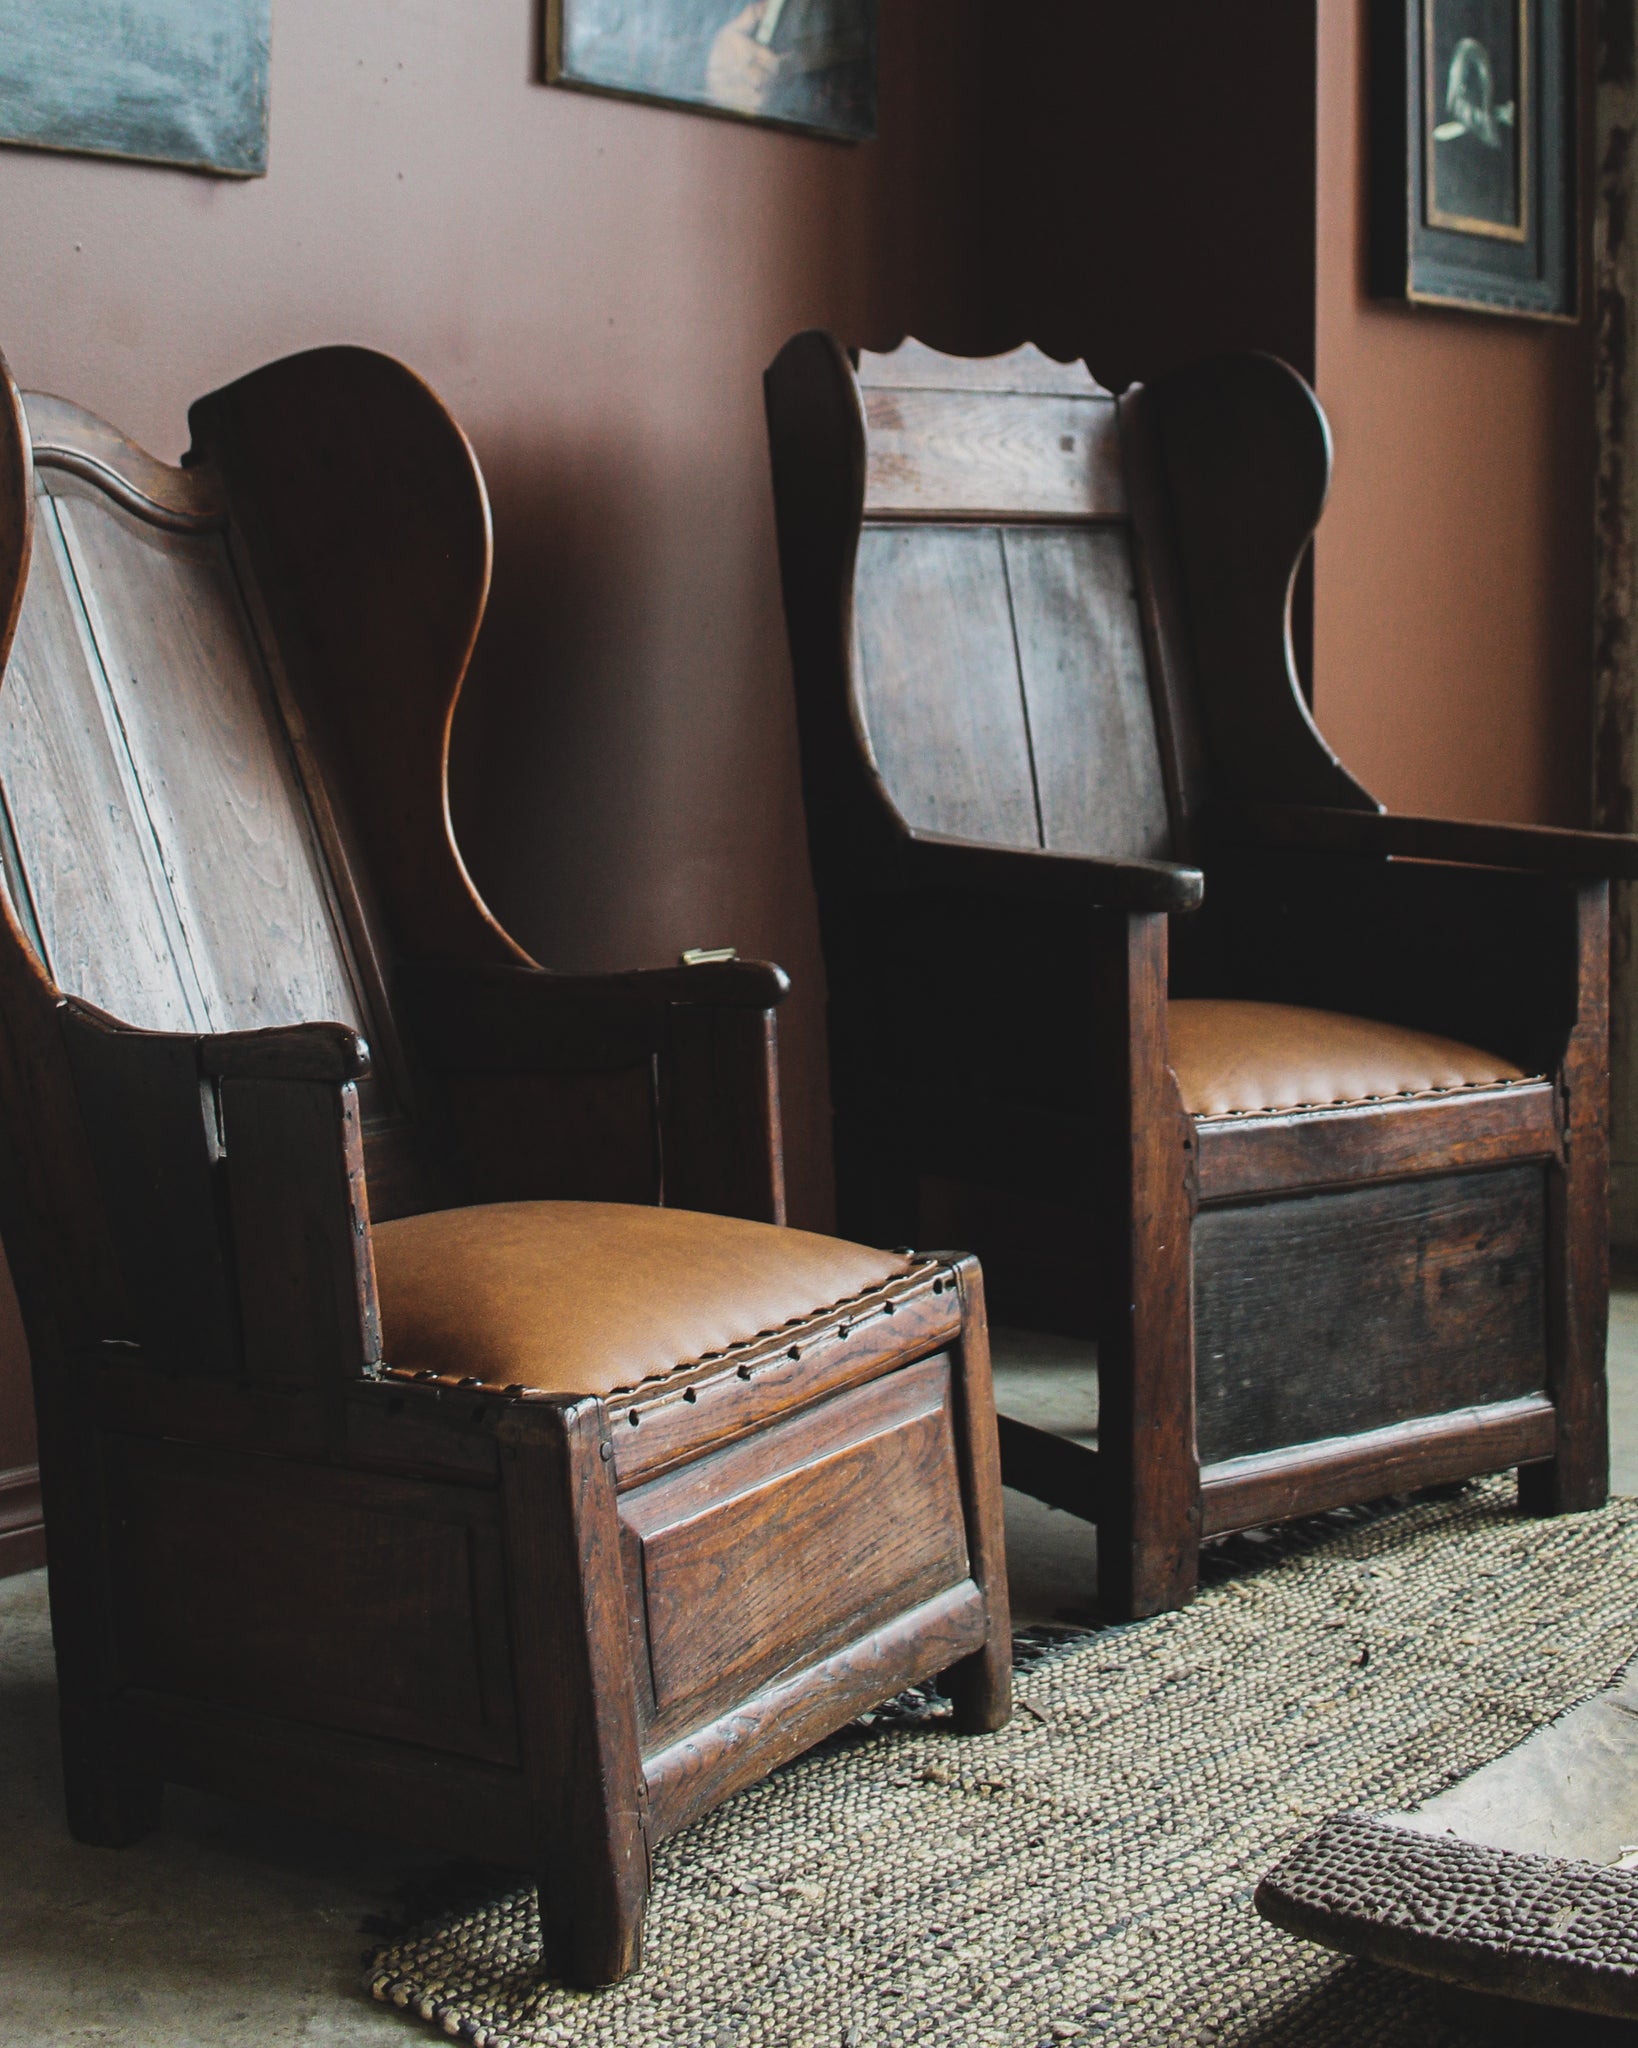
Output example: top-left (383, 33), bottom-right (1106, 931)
top-left (372, 1201), bottom-right (914, 1398)
top-left (1167, 1000), bottom-right (1528, 1120)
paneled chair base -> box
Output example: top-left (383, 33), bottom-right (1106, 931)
top-left (984, 992), bottom-right (1588, 1618)
top-left (66, 1207), bottom-right (1010, 1988)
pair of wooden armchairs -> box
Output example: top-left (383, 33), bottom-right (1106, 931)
top-left (765, 333), bottom-right (1638, 1619)
top-left (0, 344), bottom-right (1010, 1988)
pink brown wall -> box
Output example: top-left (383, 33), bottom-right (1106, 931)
top-left (1313, 0), bottom-right (1597, 826)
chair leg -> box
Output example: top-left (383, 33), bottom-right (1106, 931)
top-left (940, 1254), bottom-right (1012, 1734)
top-left (1092, 916), bottom-right (1201, 1621)
top-left (499, 1399), bottom-right (651, 1989)
top-left (1523, 892), bottom-right (1611, 1519)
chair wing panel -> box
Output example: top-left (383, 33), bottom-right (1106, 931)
top-left (1004, 527), bottom-right (1171, 860)
top-left (0, 386), bottom-right (373, 1040)
top-left (46, 479), bottom-right (364, 1034)
top-left (854, 525), bottom-right (1039, 848)
top-left (188, 347), bottom-right (527, 968)
top-left (0, 484), bottom-right (200, 1030)
top-left (1142, 352), bottom-right (1377, 813)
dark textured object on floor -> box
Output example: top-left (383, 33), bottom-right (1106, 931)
top-left (0, 342), bottom-right (1010, 1990)
top-left (763, 331), bottom-right (1638, 1619)
top-left (368, 1481), bottom-right (1638, 2048)
top-left (1259, 1644), bottom-right (1638, 2021)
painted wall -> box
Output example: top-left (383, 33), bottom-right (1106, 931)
top-left (1312, 0), bottom-right (1597, 826)
top-left (0, 0), bottom-right (989, 1504)
top-left (974, 3), bottom-right (1318, 385)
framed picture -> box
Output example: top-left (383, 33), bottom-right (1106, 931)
top-left (544, 0), bottom-right (878, 143)
top-left (0, 0), bottom-right (269, 178)
top-left (1371, 0), bottom-right (1575, 319)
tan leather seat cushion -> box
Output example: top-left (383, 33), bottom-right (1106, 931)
top-left (1168, 999), bottom-right (1526, 1119)
top-left (371, 1200), bottom-right (914, 1399)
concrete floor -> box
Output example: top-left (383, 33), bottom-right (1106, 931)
top-left (5, 1300), bottom-right (1638, 2044)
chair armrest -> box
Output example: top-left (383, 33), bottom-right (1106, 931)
top-left (197, 1020), bottom-right (373, 1083)
top-left (900, 832), bottom-right (1205, 914)
top-left (57, 1000), bottom-right (378, 1381)
top-left (1227, 803), bottom-right (1638, 881)
top-left (399, 961), bottom-right (788, 1225)
top-left (400, 959), bottom-right (790, 1076)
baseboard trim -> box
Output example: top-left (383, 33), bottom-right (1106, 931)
top-left (0, 1463), bottom-right (44, 1576)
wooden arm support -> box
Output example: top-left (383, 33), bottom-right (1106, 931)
top-left (197, 1020), bottom-right (373, 1083)
top-left (400, 962), bottom-right (788, 1225)
top-left (898, 832), bottom-right (1205, 915)
top-left (1227, 803), bottom-right (1638, 881)
top-left (58, 1001), bottom-right (380, 1383)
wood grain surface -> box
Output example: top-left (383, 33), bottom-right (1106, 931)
top-left (621, 1355), bottom-right (969, 1746)
top-left (863, 389), bottom-right (1126, 521)
top-left (854, 523), bottom-right (1040, 847)
top-left (1194, 1167), bottom-right (1549, 1464)
top-left (1005, 525), bottom-right (1171, 859)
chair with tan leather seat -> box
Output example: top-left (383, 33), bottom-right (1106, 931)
top-left (0, 342), bottom-right (1010, 1989)
top-left (764, 332), bottom-right (1638, 1620)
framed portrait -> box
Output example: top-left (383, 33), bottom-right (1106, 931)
top-left (1371, 0), bottom-right (1575, 319)
top-left (545, 0), bottom-right (878, 143)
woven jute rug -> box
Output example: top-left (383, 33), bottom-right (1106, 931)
top-left (368, 1481), bottom-right (1638, 2047)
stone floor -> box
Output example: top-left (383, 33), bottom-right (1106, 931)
top-left (5, 1301), bottom-right (1638, 2046)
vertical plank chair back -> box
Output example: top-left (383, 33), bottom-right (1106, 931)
top-left (851, 341), bottom-right (1174, 861)
top-left (0, 400), bottom-right (367, 1039)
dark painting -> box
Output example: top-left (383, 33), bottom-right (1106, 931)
top-left (1372, 0), bottom-right (1571, 319)
top-left (1425, 0), bottom-right (1526, 239)
top-left (548, 0), bottom-right (877, 142)
top-left (0, 0), bottom-right (269, 177)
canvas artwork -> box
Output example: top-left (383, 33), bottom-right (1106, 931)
top-left (0, 0), bottom-right (270, 177)
top-left (547, 0), bottom-right (878, 143)
top-left (1425, 0), bottom-right (1526, 239)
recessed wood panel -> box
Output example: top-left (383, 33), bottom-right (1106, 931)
top-left (1194, 1165), bottom-right (1549, 1464)
top-left (862, 390), bottom-right (1125, 521)
top-left (106, 1439), bottom-right (518, 1763)
top-left (621, 1355), bottom-right (970, 1745)
top-left (1004, 526), bottom-right (1171, 860)
top-left (50, 479), bottom-right (363, 1035)
top-left (854, 524), bottom-right (1039, 848)
top-left (0, 491), bottom-right (201, 1028)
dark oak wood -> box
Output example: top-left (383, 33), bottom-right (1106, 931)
top-left (1194, 1167), bottom-right (1548, 1464)
top-left (644, 1579), bottom-right (988, 1839)
top-left (1200, 1396), bottom-right (1558, 1539)
top-left (500, 1400), bottom-right (649, 1987)
top-left (1193, 1080), bottom-right (1561, 1203)
top-left (766, 331), bottom-right (1628, 1616)
top-left (0, 344), bottom-right (1012, 1986)
top-left (620, 1355), bottom-right (970, 1749)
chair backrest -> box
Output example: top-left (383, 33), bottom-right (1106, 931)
top-left (766, 335), bottom-right (1379, 900)
top-left (0, 395), bottom-right (368, 1038)
top-left (849, 339), bottom-right (1175, 861)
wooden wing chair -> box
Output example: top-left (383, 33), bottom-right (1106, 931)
top-left (0, 342), bottom-right (1010, 1988)
top-left (764, 333), bottom-right (1638, 1620)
